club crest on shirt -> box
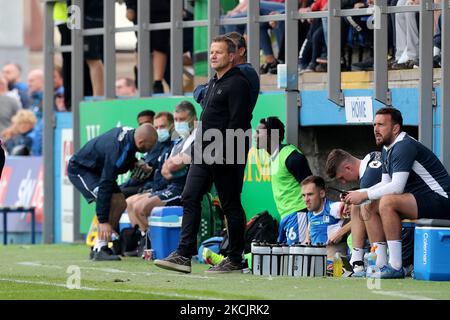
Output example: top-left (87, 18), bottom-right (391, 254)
top-left (369, 160), bottom-right (382, 169)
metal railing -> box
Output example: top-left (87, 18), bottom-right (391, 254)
top-left (42, 0), bottom-right (449, 243)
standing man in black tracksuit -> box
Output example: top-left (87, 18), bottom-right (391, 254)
top-left (155, 35), bottom-right (255, 274)
top-left (68, 124), bottom-right (157, 261)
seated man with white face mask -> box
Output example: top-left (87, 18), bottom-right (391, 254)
top-left (127, 101), bottom-right (198, 258)
top-left (125, 111), bottom-right (176, 256)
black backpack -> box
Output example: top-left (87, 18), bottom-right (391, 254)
top-left (244, 211), bottom-right (279, 253)
top-left (119, 225), bottom-right (141, 255)
top-left (217, 211), bottom-right (279, 255)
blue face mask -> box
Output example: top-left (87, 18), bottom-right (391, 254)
top-left (157, 128), bottom-right (170, 142)
top-left (175, 121), bottom-right (190, 137)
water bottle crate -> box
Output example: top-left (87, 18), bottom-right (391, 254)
top-left (251, 242), bottom-right (327, 277)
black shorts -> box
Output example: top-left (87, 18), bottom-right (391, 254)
top-left (150, 30), bottom-right (170, 54)
top-left (84, 17), bottom-right (104, 60)
top-left (68, 164), bottom-right (120, 204)
top-left (414, 192), bottom-right (450, 219)
top-left (152, 185), bottom-right (183, 206)
top-left (132, 30), bottom-right (170, 54)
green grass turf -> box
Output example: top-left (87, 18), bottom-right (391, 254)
top-left (1, 244), bottom-right (450, 300)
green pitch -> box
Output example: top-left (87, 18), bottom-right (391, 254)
top-left (1, 244), bottom-right (449, 300)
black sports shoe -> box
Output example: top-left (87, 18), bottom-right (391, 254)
top-left (351, 57), bottom-right (374, 71)
top-left (268, 60), bottom-right (280, 74)
top-left (137, 233), bottom-right (151, 259)
top-left (111, 239), bottom-right (121, 256)
top-left (154, 251), bottom-right (192, 273)
top-left (89, 247), bottom-right (94, 260)
top-left (260, 60), bottom-right (278, 74)
top-left (391, 60), bottom-right (414, 70)
top-left (299, 62), bottom-right (316, 74)
top-left (204, 257), bottom-right (244, 274)
top-left (92, 246), bottom-right (121, 261)
top-left (153, 81), bottom-right (164, 94)
top-left (433, 54), bottom-right (441, 68)
top-left (315, 63), bottom-right (327, 72)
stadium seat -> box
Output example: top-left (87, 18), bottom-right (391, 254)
top-left (0, 206), bottom-right (36, 245)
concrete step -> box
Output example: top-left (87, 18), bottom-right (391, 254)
top-left (195, 68), bottom-right (442, 93)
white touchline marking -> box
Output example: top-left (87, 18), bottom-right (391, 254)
top-left (16, 262), bottom-right (213, 279)
top-left (0, 278), bottom-right (219, 300)
top-left (17, 262), bottom-right (63, 269)
top-left (372, 290), bottom-right (434, 300)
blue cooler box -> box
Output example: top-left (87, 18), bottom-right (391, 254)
top-left (149, 206), bottom-right (183, 259)
top-left (119, 212), bottom-right (132, 231)
top-left (414, 219), bottom-right (450, 281)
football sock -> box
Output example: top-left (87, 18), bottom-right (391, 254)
top-left (387, 240), bottom-right (403, 270)
top-left (94, 239), bottom-right (108, 252)
top-left (350, 248), bottom-right (364, 266)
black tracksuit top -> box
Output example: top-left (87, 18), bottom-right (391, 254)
top-left (200, 67), bottom-right (253, 134)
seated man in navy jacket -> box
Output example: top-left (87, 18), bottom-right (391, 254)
top-left (68, 124), bottom-right (157, 261)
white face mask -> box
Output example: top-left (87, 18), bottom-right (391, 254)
top-left (157, 128), bottom-right (170, 142)
top-left (175, 121), bottom-right (191, 137)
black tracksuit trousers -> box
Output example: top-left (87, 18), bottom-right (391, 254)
top-left (177, 162), bottom-right (247, 263)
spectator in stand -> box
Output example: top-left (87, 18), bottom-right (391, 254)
top-left (28, 117), bottom-right (43, 156)
top-left (54, 1), bottom-right (95, 110)
top-left (0, 75), bottom-right (21, 134)
top-left (223, 0), bottom-right (286, 74)
top-left (115, 77), bottom-right (137, 97)
top-left (84, 0), bottom-right (105, 96)
top-left (125, 0), bottom-right (171, 94)
top-left (298, 0), bottom-right (328, 74)
top-left (54, 65), bottom-right (66, 111)
top-left (2, 63), bottom-right (29, 108)
top-left (347, 0), bottom-right (377, 71)
top-left (27, 69), bottom-right (44, 119)
top-left (270, 0), bottom-right (312, 66)
top-left (26, 69), bottom-right (44, 156)
top-left (433, 14), bottom-right (442, 67)
top-left (391, 0), bottom-right (420, 70)
top-left (1, 110), bottom-right (37, 156)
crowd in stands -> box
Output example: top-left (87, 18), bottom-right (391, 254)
top-left (40, 0), bottom-right (445, 109)
top-left (218, 0), bottom-right (443, 74)
top-left (0, 62), bottom-right (68, 156)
